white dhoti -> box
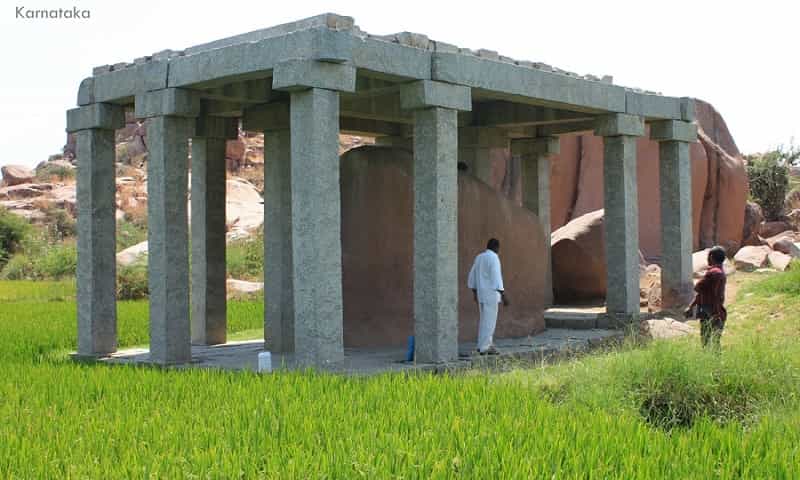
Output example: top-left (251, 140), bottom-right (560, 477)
top-left (477, 301), bottom-right (499, 352)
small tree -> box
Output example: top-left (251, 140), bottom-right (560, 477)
top-left (746, 142), bottom-right (798, 221)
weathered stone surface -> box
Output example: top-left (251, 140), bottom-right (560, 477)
top-left (412, 107), bottom-right (459, 363)
top-left (761, 221), bottom-right (793, 239)
top-left (768, 251), bottom-right (792, 271)
top-left (116, 240), bottom-right (148, 266)
top-left (1, 165), bottom-right (34, 186)
top-left (340, 145), bottom-right (546, 348)
top-left (0, 183), bottom-right (51, 200)
top-left (733, 246), bottom-right (771, 272)
top-left (225, 178), bottom-right (263, 240)
top-left (771, 237), bottom-right (800, 258)
top-left (227, 279), bottom-right (264, 296)
top-left (742, 202), bottom-right (765, 246)
top-left (639, 318), bottom-right (695, 340)
top-left (551, 210), bottom-right (606, 302)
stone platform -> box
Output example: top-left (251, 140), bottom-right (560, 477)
top-left (99, 328), bottom-right (622, 375)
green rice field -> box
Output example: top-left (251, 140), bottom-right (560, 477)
top-left (0, 274), bottom-right (798, 478)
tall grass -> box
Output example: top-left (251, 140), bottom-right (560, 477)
top-left (0, 275), bottom-right (798, 478)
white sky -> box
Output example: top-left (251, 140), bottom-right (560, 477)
top-left (0, 0), bottom-right (797, 168)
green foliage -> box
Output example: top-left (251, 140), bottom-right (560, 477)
top-left (34, 163), bottom-right (75, 182)
top-left (0, 241), bottom-right (76, 280)
top-left (116, 219), bottom-right (147, 252)
top-left (746, 143), bottom-right (798, 220)
top-left (0, 207), bottom-right (31, 267)
top-left (116, 263), bottom-right (149, 300)
top-left (226, 226), bottom-right (263, 280)
top-left (40, 206), bottom-right (76, 241)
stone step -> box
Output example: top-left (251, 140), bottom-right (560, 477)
top-left (544, 308), bottom-right (603, 329)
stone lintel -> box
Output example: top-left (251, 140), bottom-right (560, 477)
top-left (242, 102), bottom-right (290, 131)
top-left (680, 97), bottom-right (696, 122)
top-left (594, 113), bottom-right (645, 137)
top-left (511, 136), bottom-right (561, 156)
top-left (66, 103), bottom-right (125, 133)
top-left (195, 116), bottom-right (239, 139)
top-left (135, 88), bottom-right (201, 119)
top-left (400, 80), bottom-right (472, 112)
top-left (458, 126), bottom-right (507, 148)
top-left (77, 77), bottom-right (95, 106)
top-left (272, 59), bottom-right (356, 93)
top-left (649, 120), bottom-right (697, 143)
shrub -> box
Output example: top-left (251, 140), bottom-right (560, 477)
top-left (117, 219), bottom-right (147, 252)
top-left (746, 143), bottom-right (799, 220)
top-left (117, 263), bottom-right (149, 300)
top-left (0, 207), bottom-right (31, 267)
top-left (226, 226), bottom-right (263, 280)
top-left (34, 163), bottom-right (75, 182)
top-left (0, 242), bottom-right (77, 280)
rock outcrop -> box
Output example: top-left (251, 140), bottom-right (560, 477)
top-left (340, 145), bottom-right (547, 347)
top-left (0, 165), bottom-right (34, 186)
top-left (550, 209), bottom-right (607, 303)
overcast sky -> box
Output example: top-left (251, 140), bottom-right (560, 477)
top-left (1, 0), bottom-right (796, 168)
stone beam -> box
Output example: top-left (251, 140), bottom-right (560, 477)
top-left (134, 88), bottom-right (201, 119)
top-left (272, 59), bottom-right (357, 93)
top-left (471, 101), bottom-right (594, 128)
top-left (340, 92), bottom-right (413, 124)
top-left (400, 80), bottom-right (472, 111)
top-left (200, 79), bottom-right (274, 104)
top-left (433, 52), bottom-right (627, 113)
top-left (340, 118), bottom-right (409, 137)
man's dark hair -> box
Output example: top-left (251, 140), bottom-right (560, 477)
top-left (487, 238), bottom-right (500, 251)
top-left (709, 246), bottom-right (726, 265)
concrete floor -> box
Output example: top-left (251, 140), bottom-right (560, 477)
top-left (99, 328), bottom-right (623, 374)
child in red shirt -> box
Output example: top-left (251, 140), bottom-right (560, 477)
top-left (685, 246), bottom-right (727, 348)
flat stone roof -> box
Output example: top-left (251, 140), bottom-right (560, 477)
top-left (77, 13), bottom-right (693, 122)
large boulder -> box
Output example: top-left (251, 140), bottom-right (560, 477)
top-left (760, 221), bottom-right (794, 239)
top-left (692, 248), bottom-right (736, 279)
top-left (771, 237), bottom-right (800, 258)
top-left (340, 145), bottom-right (547, 347)
top-left (550, 209), bottom-right (606, 303)
top-left (639, 318), bottom-right (695, 340)
top-left (741, 202), bottom-right (764, 247)
top-left (1, 165), bottom-right (34, 186)
top-left (768, 251), bottom-right (792, 272)
top-left (733, 246), bottom-right (771, 272)
top-left (224, 177), bottom-right (263, 240)
top-left (116, 240), bottom-right (148, 266)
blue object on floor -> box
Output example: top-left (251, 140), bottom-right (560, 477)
top-left (406, 335), bottom-right (415, 362)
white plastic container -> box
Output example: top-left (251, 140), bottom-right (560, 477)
top-left (257, 351), bottom-right (272, 373)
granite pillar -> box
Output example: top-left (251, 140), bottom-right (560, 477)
top-left (651, 120), bottom-right (697, 309)
top-left (595, 114), bottom-right (644, 325)
top-left (67, 103), bottom-right (125, 357)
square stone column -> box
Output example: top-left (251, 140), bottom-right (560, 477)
top-left (191, 116), bottom-right (238, 345)
top-left (273, 59), bottom-right (356, 367)
top-left (511, 136), bottom-right (560, 306)
top-left (243, 103), bottom-right (294, 353)
top-left (135, 88), bottom-right (200, 364)
top-left (67, 103), bottom-right (125, 357)
top-left (651, 120), bottom-right (697, 309)
top-left (401, 80), bottom-right (472, 363)
top-left (594, 114), bottom-right (645, 325)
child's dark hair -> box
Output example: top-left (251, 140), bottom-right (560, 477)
top-left (709, 246), bottom-right (726, 265)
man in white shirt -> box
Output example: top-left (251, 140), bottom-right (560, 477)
top-left (467, 238), bottom-right (509, 355)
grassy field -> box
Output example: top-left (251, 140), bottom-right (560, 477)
top-left (1, 273), bottom-right (799, 478)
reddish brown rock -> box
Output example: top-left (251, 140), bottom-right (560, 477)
top-left (550, 209), bottom-right (606, 303)
top-left (771, 237), bottom-right (800, 258)
top-left (741, 202), bottom-right (764, 246)
top-left (761, 221), bottom-right (794, 239)
top-left (340, 145), bottom-right (546, 348)
top-left (1, 165), bottom-right (34, 186)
